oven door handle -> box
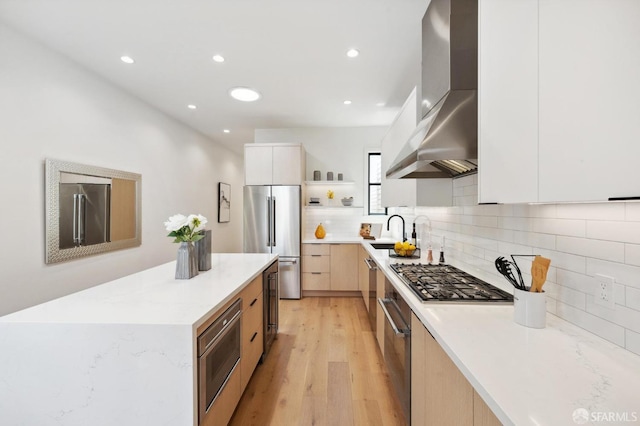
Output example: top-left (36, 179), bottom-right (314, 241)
top-left (378, 298), bottom-right (409, 337)
top-left (364, 257), bottom-right (377, 270)
top-left (200, 309), bottom-right (242, 356)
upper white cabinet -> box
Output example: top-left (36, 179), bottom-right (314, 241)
top-left (538, 0), bottom-right (640, 202)
top-left (382, 88), bottom-right (452, 207)
top-left (478, 0), bottom-right (539, 204)
top-left (245, 143), bottom-right (305, 185)
top-left (479, 0), bottom-right (640, 203)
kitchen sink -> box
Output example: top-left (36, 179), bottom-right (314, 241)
top-left (369, 242), bottom-right (395, 250)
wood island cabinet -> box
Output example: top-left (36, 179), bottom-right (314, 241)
top-left (240, 275), bottom-right (264, 392)
top-left (411, 313), bottom-right (500, 426)
top-left (358, 245), bottom-right (369, 309)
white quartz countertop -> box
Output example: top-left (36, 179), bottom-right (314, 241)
top-left (362, 242), bottom-right (640, 426)
top-left (303, 237), bottom-right (394, 244)
top-left (0, 253), bottom-right (278, 329)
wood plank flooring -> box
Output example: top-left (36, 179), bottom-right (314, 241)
top-left (229, 297), bottom-right (406, 426)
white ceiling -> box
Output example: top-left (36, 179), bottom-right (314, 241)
top-left (0, 0), bottom-right (427, 153)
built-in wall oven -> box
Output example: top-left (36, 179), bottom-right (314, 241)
top-left (197, 298), bottom-right (242, 424)
top-left (378, 278), bottom-right (411, 423)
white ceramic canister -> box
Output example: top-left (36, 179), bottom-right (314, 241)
top-left (513, 288), bottom-right (546, 328)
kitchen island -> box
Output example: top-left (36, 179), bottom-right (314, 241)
top-left (361, 242), bottom-right (640, 426)
top-left (0, 253), bottom-right (277, 426)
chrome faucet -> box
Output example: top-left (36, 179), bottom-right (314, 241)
top-left (387, 214), bottom-right (406, 242)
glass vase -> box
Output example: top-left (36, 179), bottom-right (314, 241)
top-left (175, 241), bottom-right (198, 279)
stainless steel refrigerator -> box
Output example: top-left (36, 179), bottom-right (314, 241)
top-left (243, 185), bottom-right (301, 299)
top-left (59, 183), bottom-right (111, 249)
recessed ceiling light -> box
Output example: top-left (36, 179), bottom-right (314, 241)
top-left (346, 49), bottom-right (360, 58)
top-left (223, 129), bottom-right (230, 133)
top-left (212, 55), bottom-right (225, 63)
top-left (120, 56), bottom-right (135, 64)
top-left (187, 104), bottom-right (197, 110)
top-left (343, 100), bottom-right (352, 105)
top-left (229, 87), bottom-right (261, 102)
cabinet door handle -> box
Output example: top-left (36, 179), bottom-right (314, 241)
top-left (250, 332), bottom-right (258, 342)
top-left (250, 298), bottom-right (258, 307)
top-left (311, 254), bottom-right (322, 257)
top-left (311, 272), bottom-right (321, 275)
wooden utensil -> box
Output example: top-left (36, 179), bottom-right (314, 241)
top-left (530, 256), bottom-right (551, 292)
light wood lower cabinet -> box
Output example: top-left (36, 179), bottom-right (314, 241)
top-left (302, 243), bottom-right (359, 292)
top-left (302, 243), bottom-right (331, 291)
top-left (240, 275), bottom-right (264, 391)
top-left (329, 244), bottom-right (358, 291)
top-left (411, 313), bottom-right (501, 426)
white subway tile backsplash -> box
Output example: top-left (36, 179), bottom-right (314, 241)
top-left (537, 249), bottom-right (587, 274)
top-left (587, 220), bottom-right (640, 244)
top-left (398, 189), bottom-right (640, 353)
top-left (513, 231), bottom-right (556, 250)
top-left (625, 244), bottom-right (640, 267)
top-left (586, 259), bottom-right (640, 290)
top-left (554, 284), bottom-right (587, 310)
top-left (626, 330), bottom-right (640, 356)
top-left (555, 269), bottom-right (591, 292)
top-left (556, 203), bottom-right (625, 221)
top-left (532, 218), bottom-right (586, 237)
top-left (586, 296), bottom-right (640, 334)
top-left (626, 287), bottom-right (640, 311)
top-left (556, 236), bottom-right (625, 263)
top-left (625, 203), bottom-right (640, 221)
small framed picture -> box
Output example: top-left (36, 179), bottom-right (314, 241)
top-left (218, 182), bottom-right (231, 223)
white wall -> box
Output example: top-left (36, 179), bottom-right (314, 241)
top-left (0, 24), bottom-right (244, 316)
top-left (389, 175), bottom-right (640, 356)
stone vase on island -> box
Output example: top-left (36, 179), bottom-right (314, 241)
top-left (175, 241), bottom-right (198, 279)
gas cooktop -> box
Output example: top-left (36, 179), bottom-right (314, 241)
top-left (390, 263), bottom-right (513, 303)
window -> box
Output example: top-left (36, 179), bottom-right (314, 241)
top-left (368, 152), bottom-right (387, 215)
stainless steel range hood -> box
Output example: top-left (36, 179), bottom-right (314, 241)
top-left (386, 0), bottom-right (478, 179)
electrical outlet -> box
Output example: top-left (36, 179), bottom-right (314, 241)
top-left (594, 274), bottom-right (615, 309)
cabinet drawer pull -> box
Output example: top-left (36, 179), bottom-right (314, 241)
top-left (311, 272), bottom-right (321, 275)
top-left (311, 254), bottom-right (322, 257)
top-left (250, 332), bottom-right (258, 342)
top-left (250, 298), bottom-right (258, 307)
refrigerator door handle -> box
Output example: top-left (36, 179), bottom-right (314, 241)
top-left (73, 194), bottom-right (79, 245)
top-left (279, 258), bottom-right (297, 264)
top-left (77, 193), bottom-right (85, 245)
top-left (272, 196), bottom-right (276, 247)
top-left (266, 196), bottom-right (272, 247)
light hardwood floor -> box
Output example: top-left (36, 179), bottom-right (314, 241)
top-left (229, 297), bottom-right (406, 426)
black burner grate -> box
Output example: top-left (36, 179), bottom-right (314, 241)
top-left (390, 264), bottom-right (513, 303)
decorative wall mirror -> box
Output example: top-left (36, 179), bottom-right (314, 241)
top-left (45, 158), bottom-right (142, 264)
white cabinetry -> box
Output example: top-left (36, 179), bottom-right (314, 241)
top-left (244, 143), bottom-right (305, 185)
top-left (382, 88), bottom-right (452, 207)
top-left (479, 0), bottom-right (640, 203)
top-left (538, 0), bottom-right (640, 202)
top-left (478, 0), bottom-right (538, 204)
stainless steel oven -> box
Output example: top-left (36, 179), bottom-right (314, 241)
top-left (379, 278), bottom-right (411, 423)
top-left (197, 298), bottom-right (242, 424)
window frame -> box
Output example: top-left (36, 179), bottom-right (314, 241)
top-left (367, 152), bottom-right (387, 216)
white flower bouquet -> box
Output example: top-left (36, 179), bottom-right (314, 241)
top-left (164, 214), bottom-right (208, 243)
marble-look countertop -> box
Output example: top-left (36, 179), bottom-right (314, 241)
top-left (0, 253), bottom-right (277, 426)
top-left (362, 242), bottom-right (640, 426)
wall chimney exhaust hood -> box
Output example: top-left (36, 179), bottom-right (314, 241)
top-left (386, 0), bottom-right (478, 179)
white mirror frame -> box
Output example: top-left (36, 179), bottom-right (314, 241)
top-left (45, 158), bottom-right (142, 264)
